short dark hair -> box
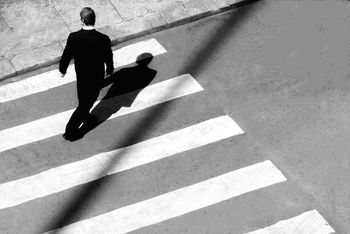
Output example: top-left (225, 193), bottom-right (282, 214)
top-left (80, 7), bottom-right (95, 26)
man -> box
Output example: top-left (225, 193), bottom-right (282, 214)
top-left (59, 7), bottom-right (114, 141)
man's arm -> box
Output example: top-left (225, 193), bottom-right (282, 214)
top-left (105, 36), bottom-right (114, 76)
top-left (59, 34), bottom-right (74, 76)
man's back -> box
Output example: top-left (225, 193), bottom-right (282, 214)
top-left (59, 29), bottom-right (113, 85)
top-left (70, 30), bottom-right (111, 74)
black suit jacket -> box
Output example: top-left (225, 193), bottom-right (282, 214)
top-left (59, 29), bottom-right (114, 89)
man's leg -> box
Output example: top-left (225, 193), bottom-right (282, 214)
top-left (64, 88), bottom-right (100, 140)
top-left (64, 106), bottom-right (86, 135)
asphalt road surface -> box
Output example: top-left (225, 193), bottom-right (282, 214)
top-left (0, 0), bottom-right (349, 233)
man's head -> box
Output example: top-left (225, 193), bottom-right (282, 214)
top-left (80, 7), bottom-right (95, 26)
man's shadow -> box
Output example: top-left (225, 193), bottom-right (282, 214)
top-left (79, 53), bottom-right (157, 137)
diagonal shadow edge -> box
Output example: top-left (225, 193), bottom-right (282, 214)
top-left (43, 0), bottom-right (264, 232)
top-left (179, 0), bottom-right (262, 77)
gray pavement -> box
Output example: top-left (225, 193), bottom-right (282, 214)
top-left (0, 0), bottom-right (349, 233)
top-left (0, 0), bottom-right (242, 83)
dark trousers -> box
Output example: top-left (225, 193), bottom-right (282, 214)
top-left (65, 87), bottom-right (100, 136)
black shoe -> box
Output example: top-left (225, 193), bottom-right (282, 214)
top-left (63, 131), bottom-right (83, 142)
top-left (62, 133), bottom-right (70, 140)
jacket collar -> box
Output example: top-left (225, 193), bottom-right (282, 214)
top-left (82, 25), bottom-right (95, 30)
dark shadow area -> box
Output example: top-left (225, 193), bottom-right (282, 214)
top-left (43, 0), bottom-right (264, 232)
top-left (75, 53), bottom-right (157, 138)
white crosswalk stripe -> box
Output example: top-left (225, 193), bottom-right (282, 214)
top-left (0, 115), bottom-right (243, 209)
top-left (0, 74), bottom-right (203, 153)
top-left (0, 38), bottom-right (167, 103)
top-left (246, 210), bottom-right (335, 234)
top-left (44, 160), bottom-right (286, 234)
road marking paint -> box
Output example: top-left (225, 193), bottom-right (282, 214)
top-left (0, 38), bottom-right (167, 102)
top-left (0, 74), bottom-right (203, 153)
top-left (0, 115), bottom-right (244, 209)
top-left (246, 210), bottom-right (335, 234)
top-left (44, 160), bottom-right (286, 234)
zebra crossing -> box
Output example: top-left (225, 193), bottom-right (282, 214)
top-left (0, 74), bottom-right (203, 153)
top-left (0, 38), bottom-right (334, 233)
top-left (0, 116), bottom-right (243, 209)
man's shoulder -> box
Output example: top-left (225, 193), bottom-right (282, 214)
top-left (95, 31), bottom-right (111, 41)
top-left (68, 29), bottom-right (111, 43)
top-left (67, 30), bottom-right (81, 39)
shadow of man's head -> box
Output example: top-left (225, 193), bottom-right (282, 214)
top-left (103, 52), bottom-right (156, 98)
top-left (135, 52), bottom-right (153, 67)
top-left (102, 52), bottom-right (155, 89)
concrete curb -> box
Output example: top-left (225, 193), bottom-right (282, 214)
top-left (0, 0), bottom-right (252, 85)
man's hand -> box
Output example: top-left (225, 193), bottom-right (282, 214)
top-left (105, 71), bottom-right (113, 77)
top-left (106, 67), bottom-right (114, 76)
